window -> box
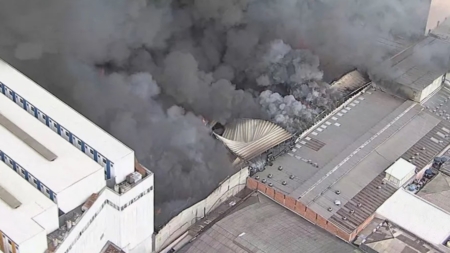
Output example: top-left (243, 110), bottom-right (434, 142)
top-left (19, 98), bottom-right (23, 103)
top-left (46, 189), bottom-right (50, 194)
top-left (8, 239), bottom-right (11, 244)
top-left (90, 149), bottom-right (93, 154)
top-left (9, 91), bottom-right (12, 95)
top-left (43, 115), bottom-right (46, 119)
top-left (8, 159), bottom-right (13, 165)
top-left (31, 106), bottom-right (34, 111)
top-left (65, 131), bottom-right (69, 137)
top-left (78, 140), bottom-right (82, 145)
top-left (102, 158), bottom-right (107, 163)
top-left (53, 122), bottom-right (57, 128)
top-left (33, 179), bottom-right (37, 184)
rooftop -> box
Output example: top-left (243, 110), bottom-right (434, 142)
top-left (376, 189), bottom-right (450, 246)
top-left (0, 162), bottom-right (56, 245)
top-left (418, 172), bottom-right (450, 213)
top-left (378, 36), bottom-right (450, 91)
top-left (252, 84), bottom-right (450, 233)
top-left (0, 94), bottom-right (104, 193)
top-left (0, 59), bottom-right (133, 162)
top-left (331, 70), bottom-right (371, 93)
top-left (359, 218), bottom-right (443, 253)
top-left (214, 119), bottom-right (293, 162)
top-left (178, 193), bottom-right (357, 253)
top-left (430, 17), bottom-right (450, 41)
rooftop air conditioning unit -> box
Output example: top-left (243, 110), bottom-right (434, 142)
top-left (127, 172), bottom-right (142, 184)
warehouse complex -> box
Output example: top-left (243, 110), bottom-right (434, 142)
top-left (0, 59), bottom-right (154, 253)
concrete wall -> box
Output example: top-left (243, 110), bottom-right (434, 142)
top-left (418, 75), bottom-right (443, 102)
top-left (246, 177), bottom-right (376, 242)
top-left (112, 152), bottom-right (135, 184)
top-left (154, 167), bottom-right (249, 252)
top-left (54, 173), bottom-right (154, 253)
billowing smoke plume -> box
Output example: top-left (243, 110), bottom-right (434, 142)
top-left (256, 40), bottom-right (342, 133)
top-left (0, 0), bottom-right (432, 226)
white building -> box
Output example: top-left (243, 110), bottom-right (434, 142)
top-left (0, 59), bottom-right (135, 183)
top-left (0, 162), bottom-right (58, 253)
top-left (377, 189), bottom-right (450, 246)
top-left (0, 59), bottom-right (154, 253)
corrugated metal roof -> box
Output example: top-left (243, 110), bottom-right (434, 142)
top-left (328, 173), bottom-right (397, 234)
top-left (401, 120), bottom-right (450, 169)
top-left (214, 119), bottom-right (293, 161)
top-left (331, 70), bottom-right (370, 92)
top-left (378, 36), bottom-right (449, 90)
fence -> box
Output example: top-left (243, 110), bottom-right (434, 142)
top-left (153, 166), bottom-right (249, 252)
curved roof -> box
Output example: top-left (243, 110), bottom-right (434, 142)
top-left (214, 119), bottom-right (293, 161)
top-left (331, 70), bottom-right (370, 92)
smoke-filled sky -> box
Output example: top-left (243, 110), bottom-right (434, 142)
top-left (0, 0), bottom-right (433, 226)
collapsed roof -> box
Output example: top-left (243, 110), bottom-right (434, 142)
top-left (213, 119), bottom-right (293, 163)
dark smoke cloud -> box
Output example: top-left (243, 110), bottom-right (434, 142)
top-left (0, 0), bottom-right (432, 226)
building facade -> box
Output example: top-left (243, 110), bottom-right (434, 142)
top-left (0, 60), bottom-right (154, 253)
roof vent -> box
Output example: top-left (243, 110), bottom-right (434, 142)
top-left (268, 183), bottom-right (274, 187)
top-left (268, 174), bottom-right (273, 178)
top-left (335, 190), bottom-right (341, 195)
top-left (327, 207), bottom-right (333, 212)
top-left (421, 147), bottom-right (426, 150)
top-left (334, 200), bottom-right (341, 206)
top-left (350, 210), bottom-right (355, 214)
top-left (289, 175), bottom-right (295, 180)
top-left (377, 185), bottom-right (382, 189)
top-left (342, 216), bottom-right (347, 220)
top-left (357, 203), bottom-right (362, 208)
top-left (278, 166), bottom-right (283, 171)
top-left (255, 176), bottom-right (260, 180)
top-left (282, 181), bottom-right (287, 186)
top-left (262, 179), bottom-right (267, 183)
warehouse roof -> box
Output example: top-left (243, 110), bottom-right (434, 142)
top-left (178, 193), bottom-right (356, 253)
top-left (331, 70), bottom-right (370, 93)
top-left (377, 36), bottom-right (450, 91)
top-left (0, 59), bottom-right (133, 162)
top-left (0, 162), bottom-right (56, 245)
top-left (418, 173), bottom-right (450, 213)
top-left (214, 119), bottom-right (293, 161)
top-left (252, 85), bottom-right (450, 232)
top-left (0, 94), bottom-right (104, 193)
top-left (377, 188), bottom-right (450, 245)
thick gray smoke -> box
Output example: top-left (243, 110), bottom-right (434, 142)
top-left (257, 40), bottom-right (342, 133)
top-left (0, 0), bottom-right (432, 226)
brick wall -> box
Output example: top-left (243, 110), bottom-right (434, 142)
top-left (247, 177), bottom-right (353, 242)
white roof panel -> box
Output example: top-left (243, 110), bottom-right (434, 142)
top-left (377, 189), bottom-right (450, 245)
top-left (0, 94), bottom-right (103, 193)
top-left (0, 162), bottom-right (55, 244)
top-left (0, 59), bottom-right (133, 162)
top-left (384, 158), bottom-right (416, 180)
